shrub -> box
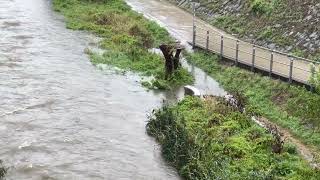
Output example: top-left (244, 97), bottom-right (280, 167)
top-left (310, 65), bottom-right (320, 94)
top-left (129, 24), bottom-right (154, 48)
top-left (250, 0), bottom-right (275, 15)
top-left (284, 142), bottom-right (298, 154)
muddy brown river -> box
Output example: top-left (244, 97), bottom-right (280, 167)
top-left (0, 0), bottom-right (225, 179)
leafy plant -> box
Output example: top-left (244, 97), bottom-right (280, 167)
top-left (250, 0), bottom-right (276, 15)
top-left (310, 64), bottom-right (320, 94)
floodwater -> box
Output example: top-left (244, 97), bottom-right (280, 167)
top-left (0, 0), bottom-right (225, 179)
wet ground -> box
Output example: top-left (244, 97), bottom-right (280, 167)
top-left (0, 0), bottom-right (225, 179)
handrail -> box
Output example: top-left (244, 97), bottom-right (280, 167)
top-left (193, 24), bottom-right (319, 85)
top-left (195, 24), bottom-right (318, 63)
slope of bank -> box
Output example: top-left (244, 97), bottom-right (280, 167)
top-left (53, 0), bottom-right (193, 90)
top-left (147, 96), bottom-right (320, 179)
top-left (185, 49), bottom-right (320, 162)
top-left (168, 0), bottom-right (320, 60)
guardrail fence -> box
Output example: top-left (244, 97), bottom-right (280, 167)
top-left (192, 25), bottom-right (320, 85)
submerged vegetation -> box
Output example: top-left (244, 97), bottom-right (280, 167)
top-left (185, 50), bottom-right (320, 152)
top-left (147, 96), bottom-right (320, 179)
top-left (0, 160), bottom-right (7, 179)
top-left (53, 0), bottom-right (193, 89)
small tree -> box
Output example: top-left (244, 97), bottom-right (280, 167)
top-left (310, 64), bottom-right (320, 93)
top-left (159, 43), bottom-right (183, 79)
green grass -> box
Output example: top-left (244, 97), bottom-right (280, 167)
top-left (147, 96), bottom-right (320, 179)
top-left (53, 0), bottom-right (193, 90)
top-left (185, 50), bottom-right (320, 152)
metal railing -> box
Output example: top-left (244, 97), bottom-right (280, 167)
top-left (192, 25), bottom-right (320, 85)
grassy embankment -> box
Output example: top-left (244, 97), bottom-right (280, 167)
top-left (53, 0), bottom-right (193, 90)
top-left (185, 50), bottom-right (320, 154)
top-left (147, 96), bottom-right (320, 179)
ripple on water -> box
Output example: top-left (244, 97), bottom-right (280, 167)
top-left (0, 0), bottom-right (180, 179)
top-left (1, 21), bottom-right (21, 28)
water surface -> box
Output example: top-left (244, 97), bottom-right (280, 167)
top-left (0, 0), bottom-right (179, 179)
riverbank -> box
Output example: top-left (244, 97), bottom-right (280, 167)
top-left (53, 0), bottom-right (193, 90)
top-left (185, 50), bottom-right (320, 158)
top-left (147, 96), bottom-right (320, 179)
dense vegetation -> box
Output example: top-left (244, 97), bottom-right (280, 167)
top-left (147, 96), bottom-right (320, 179)
top-left (185, 50), bottom-right (320, 154)
top-left (169, 0), bottom-right (320, 60)
top-left (53, 0), bottom-right (193, 90)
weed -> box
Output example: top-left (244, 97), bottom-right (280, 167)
top-left (250, 0), bottom-right (275, 15)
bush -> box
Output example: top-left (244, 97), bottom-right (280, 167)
top-left (284, 142), bottom-right (298, 154)
top-left (250, 0), bottom-right (275, 15)
top-left (310, 65), bottom-right (320, 94)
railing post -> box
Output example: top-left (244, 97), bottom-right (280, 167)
top-left (310, 63), bottom-right (316, 92)
top-left (288, 56), bottom-right (294, 84)
top-left (220, 35), bottom-right (224, 59)
top-left (206, 30), bottom-right (209, 51)
top-left (269, 50), bottom-right (274, 77)
top-left (192, 25), bottom-right (196, 49)
top-left (310, 85), bottom-right (315, 92)
top-left (235, 40), bottom-right (239, 66)
top-left (251, 45), bottom-right (256, 72)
